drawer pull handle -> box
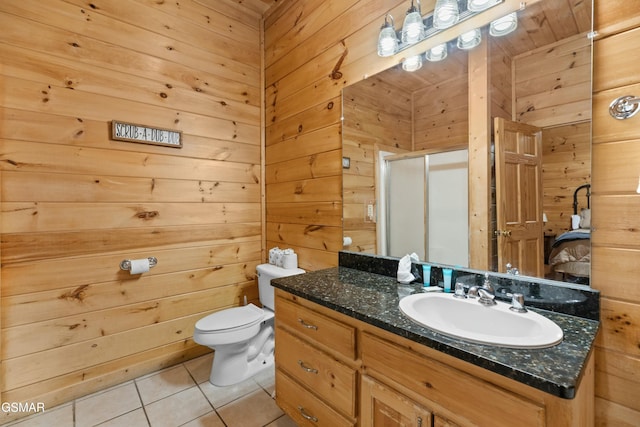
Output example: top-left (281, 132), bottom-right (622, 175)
top-left (297, 406), bottom-right (318, 422)
top-left (297, 360), bottom-right (318, 374)
top-left (297, 318), bottom-right (318, 330)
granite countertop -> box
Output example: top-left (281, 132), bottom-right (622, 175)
top-left (272, 266), bottom-right (599, 399)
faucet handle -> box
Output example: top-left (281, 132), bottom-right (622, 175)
top-left (453, 282), bottom-right (466, 299)
top-left (509, 293), bottom-right (527, 313)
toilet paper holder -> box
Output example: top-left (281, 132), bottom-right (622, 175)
top-left (120, 257), bottom-right (158, 271)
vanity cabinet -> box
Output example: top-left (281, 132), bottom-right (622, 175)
top-left (274, 289), bottom-right (594, 427)
top-left (274, 295), bottom-right (358, 426)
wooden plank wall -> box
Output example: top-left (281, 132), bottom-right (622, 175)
top-left (510, 34), bottom-right (592, 239)
top-left (592, 1), bottom-right (640, 425)
top-left (513, 33), bottom-right (592, 128)
top-left (542, 122), bottom-right (591, 237)
top-left (0, 0), bottom-right (264, 420)
top-left (342, 75), bottom-right (412, 254)
top-left (264, 0), bottom-right (411, 271)
top-left (413, 51), bottom-right (469, 152)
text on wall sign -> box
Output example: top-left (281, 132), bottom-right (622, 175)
top-left (111, 121), bottom-right (182, 148)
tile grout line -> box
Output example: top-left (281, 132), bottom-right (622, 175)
top-left (132, 372), bottom-right (152, 427)
top-left (180, 360), bottom-right (222, 427)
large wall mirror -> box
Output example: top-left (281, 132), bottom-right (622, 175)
top-left (342, 0), bottom-right (592, 285)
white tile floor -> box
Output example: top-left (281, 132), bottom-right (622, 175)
top-left (4, 353), bottom-right (298, 427)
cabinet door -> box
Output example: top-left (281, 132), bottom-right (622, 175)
top-left (361, 375), bottom-right (432, 427)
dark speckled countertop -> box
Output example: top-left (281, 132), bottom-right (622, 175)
top-left (272, 266), bottom-right (599, 399)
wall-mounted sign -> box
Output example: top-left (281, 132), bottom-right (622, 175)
top-left (111, 121), bottom-right (182, 148)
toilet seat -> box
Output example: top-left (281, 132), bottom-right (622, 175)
top-left (195, 303), bottom-right (264, 334)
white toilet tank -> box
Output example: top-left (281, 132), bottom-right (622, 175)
top-left (256, 263), bottom-right (304, 310)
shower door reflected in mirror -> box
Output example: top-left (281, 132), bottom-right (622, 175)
top-left (378, 149), bottom-right (468, 267)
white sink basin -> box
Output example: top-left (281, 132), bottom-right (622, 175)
top-left (399, 293), bottom-right (563, 348)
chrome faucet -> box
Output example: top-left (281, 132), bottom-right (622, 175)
top-left (467, 273), bottom-right (496, 306)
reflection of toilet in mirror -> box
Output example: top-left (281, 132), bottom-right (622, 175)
top-left (193, 263), bottom-right (304, 386)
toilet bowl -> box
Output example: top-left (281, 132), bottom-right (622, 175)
top-left (193, 263), bottom-right (304, 386)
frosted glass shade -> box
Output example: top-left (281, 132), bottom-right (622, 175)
top-left (378, 26), bottom-right (399, 57)
top-left (402, 54), bottom-right (423, 72)
top-left (467, 0), bottom-right (492, 12)
top-left (490, 13), bottom-right (518, 37)
top-left (401, 10), bottom-right (425, 44)
top-left (425, 43), bottom-right (448, 62)
top-left (457, 28), bottom-right (481, 50)
top-left (433, 0), bottom-right (459, 29)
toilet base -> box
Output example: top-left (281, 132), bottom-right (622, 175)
top-left (208, 319), bottom-right (275, 387)
top-left (209, 349), bottom-right (274, 387)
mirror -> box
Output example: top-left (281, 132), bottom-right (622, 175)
top-left (342, 0), bottom-right (592, 285)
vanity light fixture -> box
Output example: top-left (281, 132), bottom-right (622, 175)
top-left (425, 43), bottom-right (448, 62)
top-left (433, 0), bottom-right (460, 29)
top-left (490, 12), bottom-right (518, 36)
top-left (401, 0), bottom-right (426, 44)
top-left (378, 14), bottom-right (399, 57)
top-left (457, 28), bottom-right (482, 50)
top-left (375, 0), bottom-right (516, 61)
top-left (402, 54), bottom-right (424, 72)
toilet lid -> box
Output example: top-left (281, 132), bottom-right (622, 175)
top-left (195, 303), bottom-right (264, 332)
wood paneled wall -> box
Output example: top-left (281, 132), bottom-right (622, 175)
top-left (342, 75), bottom-right (412, 254)
top-left (0, 0), bottom-right (264, 421)
top-left (264, 0), bottom-right (409, 271)
top-left (513, 34), bottom-right (592, 238)
top-left (592, 1), bottom-right (640, 425)
top-left (413, 50), bottom-right (469, 152)
top-left (513, 34), bottom-right (592, 128)
top-left (542, 122), bottom-right (591, 236)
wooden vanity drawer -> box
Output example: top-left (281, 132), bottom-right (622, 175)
top-left (275, 326), bottom-right (356, 417)
top-left (361, 332), bottom-right (546, 427)
top-left (276, 369), bottom-right (355, 427)
top-left (275, 296), bottom-right (356, 360)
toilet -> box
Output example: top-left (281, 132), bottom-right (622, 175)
top-left (193, 263), bottom-right (304, 386)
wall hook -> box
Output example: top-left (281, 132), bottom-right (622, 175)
top-left (609, 95), bottom-right (640, 120)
